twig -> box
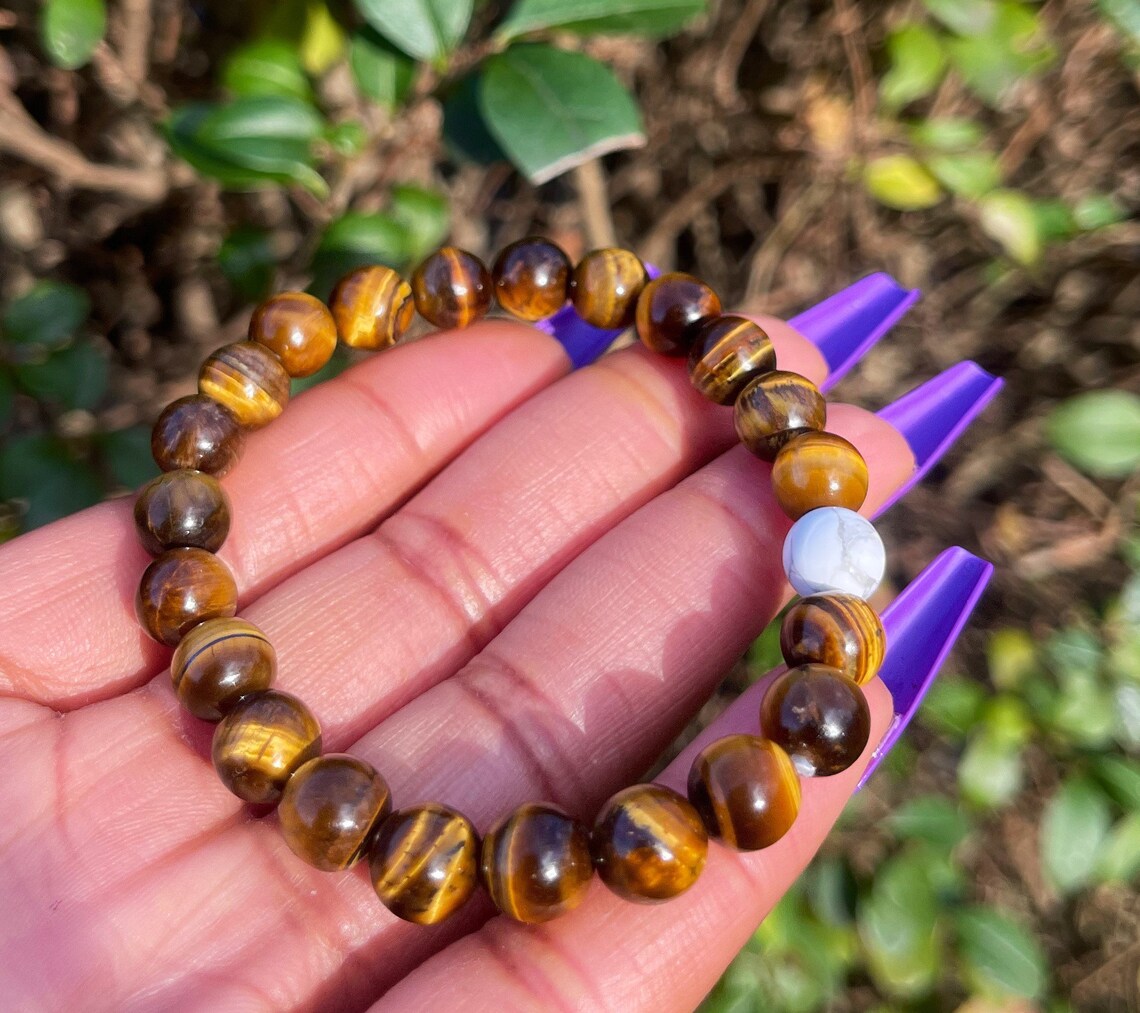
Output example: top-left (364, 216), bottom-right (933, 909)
top-left (573, 159), bottom-right (616, 250)
top-left (745, 175), bottom-right (835, 301)
top-left (711, 0), bottom-right (772, 109)
top-left (115, 0), bottom-right (152, 85)
top-left (833, 0), bottom-right (874, 150)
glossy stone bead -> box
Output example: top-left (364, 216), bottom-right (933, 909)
top-left (492, 238), bottom-right (571, 321)
top-left (212, 690), bottom-right (322, 804)
top-left (782, 506), bottom-right (885, 600)
top-left (411, 247), bottom-right (493, 329)
top-left (759, 664), bottom-right (871, 777)
top-left (734, 370), bottom-right (826, 461)
top-left (330, 265), bottom-right (415, 350)
top-left (687, 735), bottom-right (801, 851)
top-left (480, 802), bottom-right (593, 923)
top-left (592, 784), bottom-right (708, 903)
top-left (370, 803), bottom-right (479, 924)
top-left (199, 341), bottom-right (290, 430)
top-left (772, 431), bottom-right (869, 519)
top-left (170, 617), bottom-right (276, 721)
top-left (135, 547), bottom-right (238, 647)
top-left (279, 754), bottom-right (391, 871)
top-left (152, 395), bottom-right (244, 477)
top-left (635, 272), bottom-right (722, 356)
top-left (249, 291), bottom-right (337, 377)
top-left (569, 248), bottom-right (647, 329)
top-left (687, 315), bottom-right (777, 405)
top-left (133, 469), bottom-right (231, 556)
top-left (780, 592), bottom-right (885, 686)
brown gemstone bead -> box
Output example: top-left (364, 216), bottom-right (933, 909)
top-left (592, 784), bottom-right (708, 903)
top-left (249, 291), bottom-right (337, 378)
top-left (135, 547), bottom-right (238, 647)
top-left (759, 664), bottom-right (871, 777)
top-left (772, 432), bottom-right (869, 519)
top-left (569, 248), bottom-right (647, 329)
top-left (687, 735), bottom-right (801, 851)
top-left (734, 370), bottom-right (826, 461)
top-left (152, 395), bottom-right (244, 477)
top-left (199, 341), bottom-right (291, 430)
top-left (492, 238), bottom-right (571, 321)
top-left (687, 315), bottom-right (777, 405)
top-left (133, 469), bottom-right (231, 556)
top-left (279, 754), bottom-right (391, 871)
top-left (635, 272), bottom-right (722, 356)
top-left (370, 803), bottom-right (479, 924)
top-left (411, 247), bottom-right (493, 329)
top-left (780, 592), bottom-right (885, 686)
top-left (170, 617), bottom-right (276, 721)
top-left (212, 690), bottom-right (322, 804)
top-left (481, 802), bottom-right (593, 923)
top-left (330, 265), bottom-right (415, 350)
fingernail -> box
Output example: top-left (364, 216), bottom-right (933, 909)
top-left (855, 547), bottom-right (994, 790)
top-left (789, 273), bottom-right (920, 393)
top-left (875, 361), bottom-right (1004, 516)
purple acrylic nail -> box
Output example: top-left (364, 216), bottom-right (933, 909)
top-left (855, 546), bottom-right (994, 790)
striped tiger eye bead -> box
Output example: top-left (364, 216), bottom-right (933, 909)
top-left (569, 248), bottom-right (646, 329)
top-left (249, 291), bottom-right (337, 378)
top-left (411, 247), bottom-right (492, 329)
top-left (687, 735), bottom-right (801, 851)
top-left (212, 690), bottom-right (322, 804)
top-left (635, 272), bottom-right (722, 356)
top-left (170, 617), bottom-right (276, 721)
top-left (279, 754), bottom-right (391, 871)
top-left (734, 370), bottom-right (826, 461)
top-left (759, 664), bottom-right (871, 777)
top-left (199, 341), bottom-right (290, 430)
top-left (135, 547), bottom-right (238, 646)
top-left (772, 431), bottom-right (869, 519)
top-left (481, 802), bottom-right (593, 923)
top-left (151, 395), bottom-right (244, 477)
top-left (780, 592), bottom-right (885, 685)
top-left (492, 238), bottom-right (570, 321)
top-left (370, 803), bottom-right (479, 924)
top-left (592, 784), bottom-right (708, 903)
top-left (330, 265), bottom-right (415, 350)
top-left (687, 315), bottom-right (777, 405)
top-left (134, 469), bottom-right (231, 556)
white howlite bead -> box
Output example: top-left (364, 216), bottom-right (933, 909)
top-left (782, 507), bottom-right (885, 600)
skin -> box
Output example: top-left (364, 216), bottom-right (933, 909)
top-left (0, 313), bottom-right (913, 1012)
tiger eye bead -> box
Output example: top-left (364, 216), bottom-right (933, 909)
top-left (780, 592), bottom-right (885, 686)
top-left (249, 291), bottom-right (337, 378)
top-left (212, 690), bottom-right (322, 804)
top-left (152, 395), bottom-right (244, 477)
top-left (734, 370), bottom-right (826, 461)
top-left (481, 802), bottom-right (593, 923)
top-left (370, 803), bottom-right (479, 924)
top-left (636, 272), bottom-right (722, 356)
top-left (170, 617), bottom-right (276, 721)
top-left (759, 664), bottom-right (871, 777)
top-left (569, 248), bottom-right (647, 329)
top-left (591, 784), bottom-right (707, 903)
top-left (133, 469), bottom-right (231, 556)
top-left (135, 547), bottom-right (238, 647)
top-left (411, 247), bottom-right (493, 329)
top-left (199, 341), bottom-right (290, 430)
top-left (687, 315), bottom-right (777, 405)
top-left (492, 238), bottom-right (571, 321)
top-left (279, 754), bottom-right (391, 871)
top-left (687, 735), bottom-right (801, 851)
top-left (330, 265), bottom-right (415, 350)
top-left (772, 432), bottom-right (869, 519)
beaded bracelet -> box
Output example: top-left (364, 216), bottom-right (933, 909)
top-left (133, 239), bottom-right (887, 926)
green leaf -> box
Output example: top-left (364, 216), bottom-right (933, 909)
top-left (947, 3), bottom-right (1056, 106)
top-left (13, 341), bottom-right (108, 410)
top-left (921, 675), bottom-right (988, 739)
top-left (1046, 390), bottom-right (1140, 478)
top-left (921, 0), bottom-right (996, 35)
top-left (863, 155), bottom-right (943, 211)
top-left (390, 185), bottom-right (450, 262)
top-left (959, 732), bottom-right (1023, 808)
top-left (1041, 776), bottom-right (1113, 894)
top-left (2, 281), bottom-right (90, 351)
top-left (442, 74), bottom-right (509, 165)
top-left (498, 0), bottom-right (706, 41)
top-left (978, 189), bottom-right (1041, 264)
top-left (0, 368), bottom-right (13, 430)
top-left (41, 0), bottom-right (106, 70)
top-left (955, 906), bottom-right (1047, 999)
top-left (1115, 682), bottom-right (1140, 748)
top-left (218, 228), bottom-right (277, 302)
top-left (1049, 674), bottom-right (1117, 750)
top-left (907, 117), bottom-right (985, 151)
top-left (1095, 813), bottom-right (1140, 883)
top-left (309, 212), bottom-right (411, 299)
top-left (1097, 0), bottom-right (1140, 47)
top-left (1033, 198), bottom-right (1077, 243)
top-left (354, 0), bottom-right (472, 61)
top-left (879, 24), bottom-right (947, 110)
top-left (350, 27), bottom-right (416, 107)
top-left (479, 45), bottom-right (645, 185)
top-left (803, 856), bottom-right (858, 927)
top-left (926, 151), bottom-right (1001, 198)
top-left (887, 796), bottom-right (972, 849)
top-left (97, 425), bottom-right (159, 489)
top-left (981, 695), bottom-right (1034, 748)
top-left (325, 120), bottom-right (367, 157)
top-left (300, 0), bottom-right (346, 75)
top-left (0, 434), bottom-right (102, 528)
top-left (1073, 193), bottom-right (1127, 231)
top-left (223, 40), bottom-right (313, 102)
top-left (986, 628), bottom-right (1038, 691)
